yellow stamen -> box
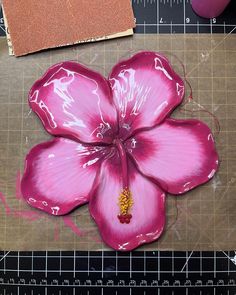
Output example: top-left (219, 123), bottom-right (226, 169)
top-left (118, 188), bottom-right (133, 216)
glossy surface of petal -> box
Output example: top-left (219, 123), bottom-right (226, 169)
top-left (109, 51), bottom-right (184, 139)
top-left (125, 118), bottom-right (219, 194)
top-left (21, 138), bottom-right (109, 215)
top-left (29, 61), bottom-right (117, 144)
top-left (89, 155), bottom-right (165, 251)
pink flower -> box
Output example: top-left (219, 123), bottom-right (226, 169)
top-left (21, 52), bottom-right (218, 251)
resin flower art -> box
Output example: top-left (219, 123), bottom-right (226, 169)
top-left (21, 52), bottom-right (219, 251)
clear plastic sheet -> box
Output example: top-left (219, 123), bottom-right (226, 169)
top-left (0, 34), bottom-right (235, 251)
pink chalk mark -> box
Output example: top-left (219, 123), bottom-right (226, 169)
top-left (0, 188), bottom-right (95, 243)
top-left (15, 170), bottom-right (23, 200)
top-left (14, 210), bottom-right (42, 221)
top-left (0, 192), bottom-right (11, 215)
top-left (63, 216), bottom-right (84, 237)
top-left (0, 188), bottom-right (42, 222)
top-left (1, 178), bottom-right (83, 242)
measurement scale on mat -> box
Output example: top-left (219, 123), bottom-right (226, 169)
top-left (132, 0), bottom-right (236, 34)
top-left (1, 251), bottom-right (236, 294)
top-left (1, 0), bottom-right (236, 36)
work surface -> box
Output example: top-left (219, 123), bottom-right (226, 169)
top-left (0, 34), bottom-right (235, 251)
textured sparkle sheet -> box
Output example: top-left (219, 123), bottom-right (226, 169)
top-left (0, 35), bottom-right (235, 251)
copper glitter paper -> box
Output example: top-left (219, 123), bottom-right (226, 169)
top-left (2, 0), bottom-right (135, 56)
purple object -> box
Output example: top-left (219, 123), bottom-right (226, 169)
top-left (191, 0), bottom-right (231, 18)
top-left (21, 52), bottom-right (219, 251)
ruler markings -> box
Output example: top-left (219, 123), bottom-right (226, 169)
top-left (0, 251), bottom-right (230, 292)
top-left (59, 250), bottom-right (61, 276)
top-left (214, 250), bottom-right (216, 278)
top-left (144, 251), bottom-right (146, 276)
top-left (102, 251), bottom-right (104, 279)
top-left (186, 251), bottom-right (188, 279)
top-left (1, 282), bottom-right (236, 288)
top-left (73, 250), bottom-right (75, 278)
top-left (31, 251), bottom-right (33, 275)
top-left (183, 0), bottom-right (186, 34)
top-left (45, 251), bottom-right (47, 278)
top-left (17, 251), bottom-right (19, 277)
top-left (2, 268), bottom-right (236, 273)
top-left (136, 23), bottom-right (236, 26)
top-left (88, 251), bottom-right (90, 277)
top-left (0, 251), bottom-right (10, 263)
top-left (172, 250), bottom-right (174, 277)
top-left (0, 0), bottom-right (236, 36)
top-left (130, 252), bottom-right (132, 279)
top-left (3, 251), bottom-right (6, 275)
top-left (115, 251), bottom-right (118, 276)
top-left (181, 251), bottom-right (193, 273)
top-left (1, 254), bottom-right (235, 259)
top-left (156, 0), bottom-right (159, 33)
top-left (228, 251), bottom-right (230, 276)
top-left (200, 251), bottom-right (202, 276)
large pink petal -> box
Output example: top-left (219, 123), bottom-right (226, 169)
top-left (89, 155), bottom-right (165, 251)
top-left (21, 138), bottom-right (109, 215)
top-left (109, 51), bottom-right (184, 139)
top-left (29, 61), bottom-right (117, 144)
top-left (125, 118), bottom-right (219, 194)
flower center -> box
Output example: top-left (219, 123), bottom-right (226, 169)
top-left (114, 138), bottom-right (133, 224)
top-left (117, 188), bottom-right (133, 224)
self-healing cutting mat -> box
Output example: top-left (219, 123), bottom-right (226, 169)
top-left (0, 33), bottom-right (235, 251)
top-left (1, 0), bottom-right (135, 56)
